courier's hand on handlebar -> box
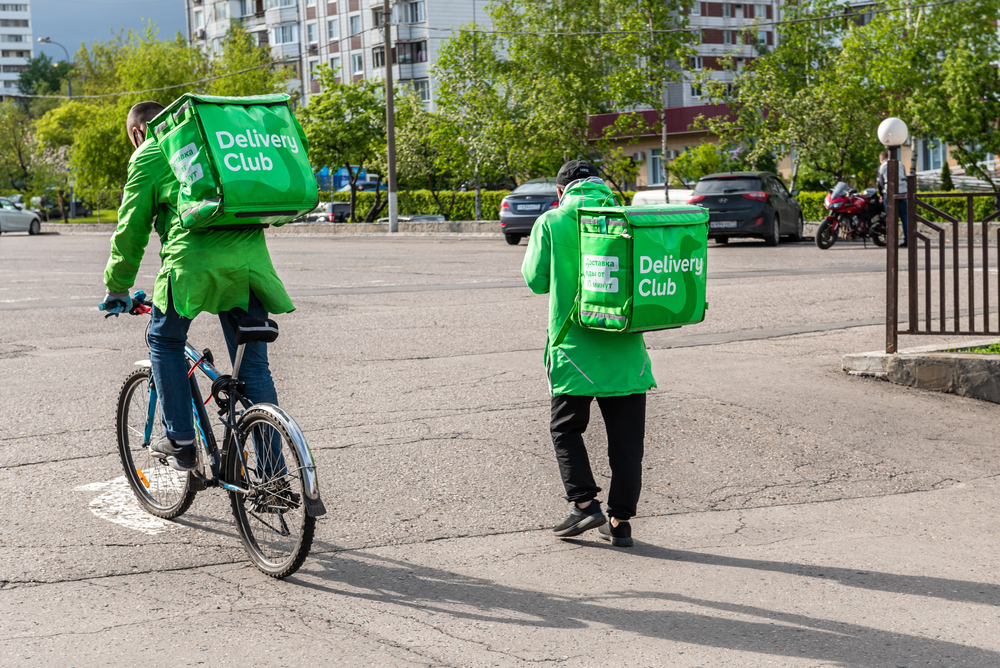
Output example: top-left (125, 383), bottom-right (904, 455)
top-left (98, 290), bottom-right (152, 318)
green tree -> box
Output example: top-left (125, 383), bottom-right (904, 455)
top-left (298, 66), bottom-right (386, 222)
top-left (670, 142), bottom-right (732, 186)
top-left (394, 92), bottom-right (463, 218)
top-left (208, 25), bottom-right (289, 97)
top-left (940, 161), bottom-right (955, 191)
top-left (16, 53), bottom-right (72, 97)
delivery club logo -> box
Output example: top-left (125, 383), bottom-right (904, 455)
top-left (215, 128), bottom-right (300, 173)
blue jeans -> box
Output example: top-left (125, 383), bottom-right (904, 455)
top-left (148, 289), bottom-right (278, 441)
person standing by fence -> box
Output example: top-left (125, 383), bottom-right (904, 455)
top-left (878, 151), bottom-right (909, 247)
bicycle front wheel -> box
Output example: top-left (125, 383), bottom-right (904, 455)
top-left (116, 368), bottom-right (196, 519)
top-left (225, 407), bottom-right (315, 578)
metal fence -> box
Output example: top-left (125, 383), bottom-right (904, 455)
top-left (886, 170), bottom-right (1000, 353)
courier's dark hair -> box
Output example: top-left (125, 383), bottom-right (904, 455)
top-left (126, 101), bottom-right (165, 136)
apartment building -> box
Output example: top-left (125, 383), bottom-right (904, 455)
top-left (0, 2), bottom-right (32, 97)
top-left (186, 0), bottom-right (489, 109)
top-left (594, 0), bottom-right (781, 189)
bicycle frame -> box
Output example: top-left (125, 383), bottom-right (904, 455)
top-left (141, 341), bottom-right (325, 516)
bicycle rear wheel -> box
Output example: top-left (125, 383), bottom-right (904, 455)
top-left (225, 407), bottom-right (315, 578)
top-left (116, 368), bottom-right (196, 519)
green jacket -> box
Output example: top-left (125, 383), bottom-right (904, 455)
top-left (521, 179), bottom-right (656, 397)
top-left (104, 137), bottom-right (295, 319)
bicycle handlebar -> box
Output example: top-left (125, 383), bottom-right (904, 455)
top-left (99, 290), bottom-right (152, 318)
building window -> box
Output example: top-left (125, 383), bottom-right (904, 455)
top-left (307, 22), bottom-right (317, 43)
top-left (329, 55), bottom-right (341, 77)
top-left (265, 0), bottom-right (297, 8)
top-left (722, 2), bottom-right (731, 17)
top-left (689, 56), bottom-right (702, 70)
top-left (723, 30), bottom-right (732, 45)
top-left (272, 23), bottom-right (298, 44)
top-left (215, 1), bottom-right (228, 20)
top-left (309, 58), bottom-right (319, 79)
top-left (193, 10), bottom-right (204, 28)
top-left (922, 139), bottom-right (945, 171)
top-left (307, 0), bottom-right (316, 5)
top-left (412, 79), bottom-right (430, 101)
top-left (351, 52), bottom-right (364, 74)
top-left (0, 19), bottom-right (29, 27)
top-left (0, 5), bottom-right (29, 10)
top-left (649, 149), bottom-right (664, 185)
top-left (1, 49), bottom-right (30, 57)
top-left (690, 83), bottom-right (702, 98)
top-left (372, 45), bottom-right (385, 68)
top-left (755, 3), bottom-right (767, 17)
top-left (399, 1), bottom-right (425, 23)
top-left (349, 14), bottom-right (361, 35)
top-left (690, 1), bottom-right (701, 15)
top-left (327, 18), bottom-right (339, 40)
top-left (396, 40), bottom-right (427, 64)
top-left (757, 30), bottom-right (766, 45)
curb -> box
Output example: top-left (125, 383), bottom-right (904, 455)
top-left (843, 338), bottom-right (1000, 403)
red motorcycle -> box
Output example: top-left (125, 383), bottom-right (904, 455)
top-left (815, 181), bottom-right (887, 249)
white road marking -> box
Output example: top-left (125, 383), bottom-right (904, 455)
top-left (74, 476), bottom-right (187, 535)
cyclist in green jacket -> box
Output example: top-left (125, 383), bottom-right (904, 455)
top-left (521, 160), bottom-right (656, 547)
top-left (101, 101), bottom-right (295, 472)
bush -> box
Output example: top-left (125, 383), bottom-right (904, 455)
top-left (793, 190), bottom-right (1000, 223)
top-left (327, 189), bottom-right (638, 220)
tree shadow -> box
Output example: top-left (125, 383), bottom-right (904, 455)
top-left (287, 549), bottom-right (1000, 666)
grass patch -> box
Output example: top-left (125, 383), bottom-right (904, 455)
top-left (950, 343), bottom-right (1000, 354)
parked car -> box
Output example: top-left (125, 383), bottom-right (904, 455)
top-left (498, 178), bottom-right (559, 245)
top-left (33, 197), bottom-right (92, 221)
top-left (631, 189), bottom-right (695, 206)
top-left (687, 171), bottom-right (803, 246)
top-left (0, 197), bottom-right (42, 235)
top-left (336, 181), bottom-right (386, 193)
top-left (299, 201), bottom-right (352, 223)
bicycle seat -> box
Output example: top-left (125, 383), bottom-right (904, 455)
top-left (226, 310), bottom-right (279, 345)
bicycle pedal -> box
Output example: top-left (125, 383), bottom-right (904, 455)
top-left (189, 471), bottom-right (207, 491)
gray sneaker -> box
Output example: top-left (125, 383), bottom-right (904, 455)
top-left (149, 439), bottom-right (198, 472)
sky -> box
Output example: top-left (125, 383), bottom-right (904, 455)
top-left (32, 0), bottom-right (186, 62)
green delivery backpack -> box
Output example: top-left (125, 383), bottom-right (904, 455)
top-left (149, 93), bottom-right (319, 230)
top-left (555, 204), bottom-right (709, 344)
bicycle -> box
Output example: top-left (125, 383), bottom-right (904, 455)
top-left (102, 291), bottom-right (326, 578)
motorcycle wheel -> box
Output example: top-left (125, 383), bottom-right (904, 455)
top-left (870, 224), bottom-right (887, 247)
top-left (816, 219), bottom-right (838, 250)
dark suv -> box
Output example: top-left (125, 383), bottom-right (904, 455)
top-left (688, 171), bottom-right (803, 246)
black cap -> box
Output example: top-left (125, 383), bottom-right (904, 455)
top-left (556, 160), bottom-right (599, 187)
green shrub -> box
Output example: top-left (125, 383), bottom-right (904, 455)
top-left (792, 190), bottom-right (1000, 223)
top-left (326, 189), bottom-right (638, 221)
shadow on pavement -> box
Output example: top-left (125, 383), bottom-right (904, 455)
top-left (290, 547), bottom-right (1000, 666)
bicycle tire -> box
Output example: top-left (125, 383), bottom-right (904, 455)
top-left (116, 368), bottom-right (196, 519)
top-left (225, 407), bottom-right (315, 578)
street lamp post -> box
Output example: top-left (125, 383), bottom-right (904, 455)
top-left (878, 116), bottom-right (909, 354)
top-left (38, 37), bottom-right (75, 219)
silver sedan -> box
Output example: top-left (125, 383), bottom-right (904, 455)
top-left (0, 197), bottom-right (42, 235)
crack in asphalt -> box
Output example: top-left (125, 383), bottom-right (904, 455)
top-left (4, 476), bottom-right (989, 591)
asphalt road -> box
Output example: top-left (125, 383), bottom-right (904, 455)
top-left (2, 231), bottom-right (999, 667)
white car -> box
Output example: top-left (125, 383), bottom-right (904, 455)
top-left (631, 189), bottom-right (695, 206)
top-left (0, 197), bottom-right (42, 235)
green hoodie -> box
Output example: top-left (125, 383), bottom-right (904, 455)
top-left (521, 179), bottom-right (656, 397)
top-left (104, 137), bottom-right (295, 320)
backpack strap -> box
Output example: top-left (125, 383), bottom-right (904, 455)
top-left (552, 294), bottom-right (580, 348)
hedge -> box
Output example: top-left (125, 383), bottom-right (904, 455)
top-left (793, 191), bottom-right (1000, 223)
top-left (326, 188), bottom-right (999, 224)
top-left (328, 189), bottom-right (638, 221)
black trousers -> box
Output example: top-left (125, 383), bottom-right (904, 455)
top-left (550, 393), bottom-right (646, 520)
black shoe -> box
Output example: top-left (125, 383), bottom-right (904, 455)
top-left (552, 501), bottom-right (606, 538)
top-left (598, 521), bottom-right (633, 547)
top-left (149, 439), bottom-right (198, 472)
